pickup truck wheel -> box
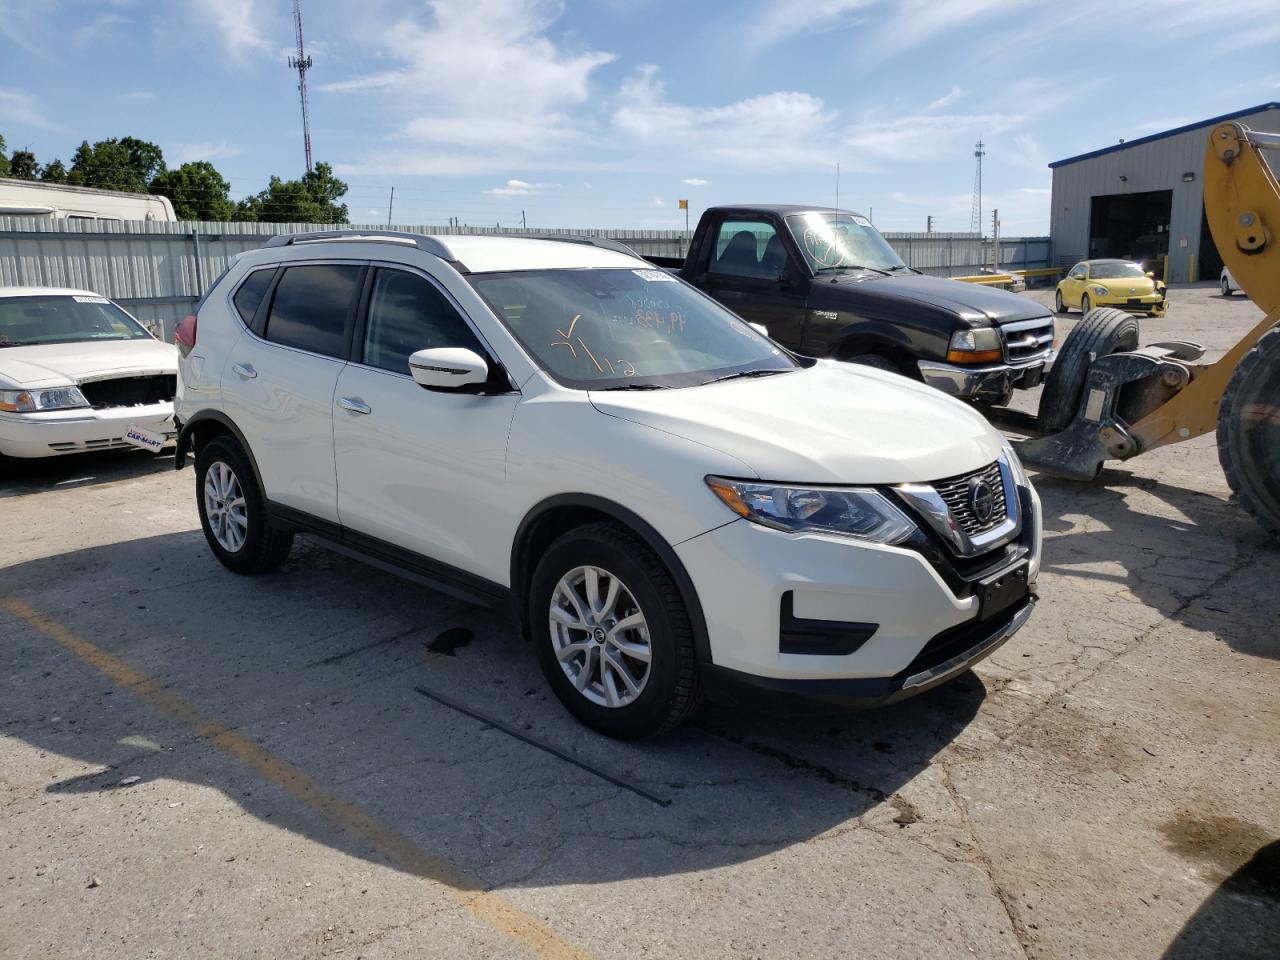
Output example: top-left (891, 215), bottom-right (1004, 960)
top-left (1037, 308), bottom-right (1140, 435)
top-left (529, 521), bottom-right (702, 738)
top-left (847, 353), bottom-right (908, 376)
top-left (1217, 324), bottom-right (1280, 536)
top-left (1054, 290), bottom-right (1067, 314)
top-left (196, 436), bottom-right (294, 574)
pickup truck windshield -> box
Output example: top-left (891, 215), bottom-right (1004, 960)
top-left (469, 268), bottom-right (797, 389)
top-left (0, 295), bottom-right (151, 347)
top-left (786, 212), bottom-right (907, 274)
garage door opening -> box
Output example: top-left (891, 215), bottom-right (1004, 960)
top-left (1088, 190), bottom-right (1172, 270)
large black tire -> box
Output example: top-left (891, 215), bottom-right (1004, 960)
top-left (1217, 324), bottom-right (1280, 537)
top-left (847, 353), bottom-right (908, 376)
top-left (195, 435), bottom-right (294, 574)
top-left (528, 521), bottom-right (702, 738)
top-left (1037, 307), bottom-right (1141, 434)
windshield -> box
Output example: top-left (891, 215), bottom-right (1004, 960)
top-left (786, 212), bottom-right (906, 274)
top-left (1091, 261), bottom-right (1146, 279)
top-left (469, 268), bottom-right (797, 389)
top-left (0, 295), bottom-right (151, 347)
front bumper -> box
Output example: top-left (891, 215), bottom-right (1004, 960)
top-left (0, 402), bottom-right (176, 458)
top-left (918, 352), bottom-right (1054, 400)
top-left (1097, 294), bottom-right (1166, 315)
top-left (674, 480), bottom-right (1041, 696)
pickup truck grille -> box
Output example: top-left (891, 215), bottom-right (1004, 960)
top-left (77, 374), bottom-right (176, 409)
top-left (932, 461), bottom-right (1007, 536)
top-left (1000, 317), bottom-right (1055, 364)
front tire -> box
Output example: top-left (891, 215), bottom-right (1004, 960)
top-left (1221, 277), bottom-right (1232, 297)
top-left (1054, 289), bottom-right (1067, 314)
top-left (1037, 307), bottom-right (1140, 435)
top-left (1081, 293), bottom-right (1092, 315)
top-left (196, 436), bottom-right (293, 574)
top-left (528, 521), bottom-right (702, 738)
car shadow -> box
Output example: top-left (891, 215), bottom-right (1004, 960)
top-left (0, 448), bottom-right (174, 498)
top-left (1161, 840), bottom-right (1279, 959)
top-left (1031, 468), bottom-right (1280, 660)
top-left (2, 531), bottom-right (986, 891)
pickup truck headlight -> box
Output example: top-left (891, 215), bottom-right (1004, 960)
top-left (946, 327), bottom-right (1003, 364)
top-left (1092, 285), bottom-right (1108, 296)
top-left (0, 386), bottom-right (91, 413)
top-left (705, 476), bottom-right (916, 544)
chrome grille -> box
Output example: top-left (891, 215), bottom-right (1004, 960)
top-left (932, 461), bottom-right (1007, 536)
top-left (1000, 317), bottom-right (1055, 363)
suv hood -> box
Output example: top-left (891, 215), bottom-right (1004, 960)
top-left (827, 272), bottom-right (1048, 325)
top-left (589, 361), bottom-right (1003, 485)
top-left (0, 339), bottom-right (178, 389)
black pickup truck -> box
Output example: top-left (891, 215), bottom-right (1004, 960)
top-left (646, 205), bottom-right (1056, 404)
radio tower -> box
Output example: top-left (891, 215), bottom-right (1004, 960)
top-left (969, 139), bottom-right (985, 234)
top-left (288, 0), bottom-right (314, 173)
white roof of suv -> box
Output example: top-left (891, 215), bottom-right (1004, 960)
top-left (0, 286), bottom-right (107, 299)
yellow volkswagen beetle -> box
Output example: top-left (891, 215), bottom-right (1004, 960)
top-left (1055, 259), bottom-right (1168, 317)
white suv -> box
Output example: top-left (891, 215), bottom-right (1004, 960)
top-left (175, 230), bottom-right (1041, 738)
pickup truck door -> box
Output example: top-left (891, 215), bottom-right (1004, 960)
top-left (700, 217), bottom-right (809, 349)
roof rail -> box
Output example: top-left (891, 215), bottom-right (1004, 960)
top-left (263, 230), bottom-right (457, 262)
top-left (493, 233), bottom-right (641, 257)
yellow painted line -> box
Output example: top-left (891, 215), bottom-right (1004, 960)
top-left (1, 596), bottom-right (593, 960)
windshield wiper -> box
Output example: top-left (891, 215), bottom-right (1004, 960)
top-left (596, 382), bottom-right (671, 391)
top-left (815, 264), bottom-right (892, 278)
top-left (702, 368), bottom-right (791, 386)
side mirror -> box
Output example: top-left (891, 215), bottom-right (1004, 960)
top-left (408, 347), bottom-right (489, 391)
top-left (1145, 271), bottom-right (1155, 278)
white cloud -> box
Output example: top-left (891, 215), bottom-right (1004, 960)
top-left (120, 90), bottom-right (156, 101)
top-left (0, 88), bottom-right (60, 131)
top-left (744, 0), bottom-right (876, 48)
top-left (650, 195), bottom-right (665, 207)
top-left (842, 110), bottom-right (1018, 163)
top-left (170, 139), bottom-right (243, 165)
top-left (486, 178), bottom-right (544, 196)
top-left (681, 177), bottom-right (709, 185)
top-left (326, 0), bottom-right (615, 173)
top-left (186, 0), bottom-right (272, 57)
top-left (924, 87), bottom-right (965, 113)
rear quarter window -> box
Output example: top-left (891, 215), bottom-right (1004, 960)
top-left (232, 269), bottom-right (275, 325)
top-left (262, 264), bottom-right (364, 358)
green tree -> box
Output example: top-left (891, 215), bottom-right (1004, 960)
top-left (67, 136), bottom-right (166, 192)
top-left (150, 161), bottom-right (235, 221)
top-left (40, 159), bottom-right (68, 183)
top-left (0, 135), bottom-right (9, 177)
top-left (234, 162), bottom-right (349, 224)
top-left (8, 149), bottom-right (38, 180)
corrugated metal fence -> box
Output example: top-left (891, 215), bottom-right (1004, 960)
top-left (0, 218), bottom-right (1052, 339)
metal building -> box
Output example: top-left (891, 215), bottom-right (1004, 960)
top-left (1048, 102), bottom-right (1279, 282)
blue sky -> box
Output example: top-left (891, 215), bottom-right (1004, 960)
top-left (2, 0), bottom-right (1278, 234)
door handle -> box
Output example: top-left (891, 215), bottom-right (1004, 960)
top-left (337, 396), bottom-right (371, 415)
top-left (231, 362), bottom-right (257, 380)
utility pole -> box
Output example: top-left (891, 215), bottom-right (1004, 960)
top-left (991, 208), bottom-right (1000, 271)
top-left (970, 139), bottom-right (985, 234)
top-left (521, 209), bottom-right (527, 230)
top-left (386, 187), bottom-right (394, 226)
top-left (926, 215), bottom-right (934, 234)
top-left (287, 0), bottom-right (315, 173)
top-left (835, 162), bottom-right (840, 211)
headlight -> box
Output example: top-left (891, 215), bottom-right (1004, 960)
top-left (705, 476), bottom-right (916, 544)
top-left (1093, 285), bottom-right (1108, 296)
top-left (0, 386), bottom-right (91, 413)
top-left (946, 326), bottom-right (1002, 364)
top-left (1001, 440), bottom-right (1028, 488)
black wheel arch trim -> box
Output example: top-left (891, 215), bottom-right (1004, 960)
top-left (174, 410), bottom-right (266, 494)
top-left (511, 493), bottom-right (714, 667)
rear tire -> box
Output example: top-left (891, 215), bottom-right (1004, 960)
top-left (1217, 324), bottom-right (1280, 537)
top-left (196, 435), bottom-right (293, 574)
top-left (528, 521), bottom-right (702, 738)
top-left (1037, 307), bottom-right (1140, 435)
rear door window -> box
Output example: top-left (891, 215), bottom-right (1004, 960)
top-left (262, 263), bottom-right (364, 358)
top-left (232, 269), bottom-right (275, 325)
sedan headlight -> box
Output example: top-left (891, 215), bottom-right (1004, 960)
top-left (0, 386), bottom-right (91, 413)
top-left (1092, 285), bottom-right (1108, 296)
top-left (946, 327), bottom-right (1002, 364)
top-left (705, 476), bottom-right (916, 544)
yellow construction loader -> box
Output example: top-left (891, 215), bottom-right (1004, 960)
top-left (1008, 122), bottom-right (1280, 536)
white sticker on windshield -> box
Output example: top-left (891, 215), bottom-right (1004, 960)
top-left (72, 295), bottom-right (109, 304)
top-left (852, 216), bottom-right (872, 227)
top-left (632, 269), bottom-right (676, 282)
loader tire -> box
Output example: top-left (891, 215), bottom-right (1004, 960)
top-left (1217, 323), bottom-right (1280, 537)
top-left (1038, 308), bottom-right (1141, 435)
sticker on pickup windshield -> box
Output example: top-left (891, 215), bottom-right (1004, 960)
top-left (632, 269), bottom-right (676, 282)
top-left (852, 216), bottom-right (872, 227)
top-left (72, 296), bottom-right (110, 304)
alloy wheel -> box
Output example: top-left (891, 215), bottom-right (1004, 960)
top-left (549, 565), bottom-right (652, 708)
top-left (204, 460), bottom-right (248, 552)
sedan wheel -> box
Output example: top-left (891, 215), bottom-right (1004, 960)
top-left (1081, 293), bottom-right (1092, 316)
top-left (203, 460), bottom-right (248, 552)
top-left (1054, 289), bottom-right (1067, 314)
top-left (1222, 277), bottom-right (1232, 297)
top-left (549, 564), bottom-right (652, 709)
